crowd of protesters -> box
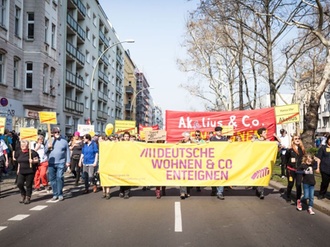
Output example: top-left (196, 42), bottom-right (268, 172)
top-left (1, 126), bottom-right (330, 216)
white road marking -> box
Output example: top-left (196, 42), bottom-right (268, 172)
top-left (0, 226), bottom-right (8, 231)
top-left (30, 205), bottom-right (48, 211)
top-left (8, 214), bottom-right (30, 221)
top-left (174, 202), bottom-right (182, 232)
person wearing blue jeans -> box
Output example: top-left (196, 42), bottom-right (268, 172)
top-left (48, 162), bottom-right (65, 199)
top-left (210, 126), bottom-right (228, 200)
top-left (300, 153), bottom-right (317, 215)
top-left (45, 127), bottom-right (70, 201)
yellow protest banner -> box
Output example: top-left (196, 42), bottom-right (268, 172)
top-left (20, 128), bottom-right (38, 141)
top-left (0, 117), bottom-right (6, 134)
top-left (275, 104), bottom-right (300, 124)
top-left (39, 111), bottom-right (57, 124)
top-left (114, 120), bottom-right (136, 135)
top-left (99, 141), bottom-right (278, 186)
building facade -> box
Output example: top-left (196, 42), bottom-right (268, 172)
top-left (0, 0), bottom-right (161, 136)
top-left (0, 0), bottom-right (61, 133)
top-left (123, 50), bottom-right (136, 121)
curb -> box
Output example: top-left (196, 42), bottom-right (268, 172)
top-left (269, 180), bottom-right (330, 216)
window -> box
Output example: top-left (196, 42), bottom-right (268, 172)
top-left (25, 62), bottom-right (33, 89)
top-left (27, 12), bottom-right (34, 40)
top-left (14, 6), bottom-right (20, 37)
top-left (86, 50), bottom-right (90, 63)
top-left (13, 57), bottom-right (19, 88)
top-left (93, 13), bottom-right (96, 26)
top-left (43, 64), bottom-right (49, 92)
top-left (86, 4), bottom-right (91, 18)
top-left (50, 67), bottom-right (55, 95)
top-left (86, 27), bottom-right (90, 40)
top-left (51, 23), bottom-right (56, 48)
top-left (92, 35), bottom-right (96, 47)
top-left (0, 53), bottom-right (4, 84)
top-left (0, 0), bottom-right (7, 28)
top-left (44, 18), bottom-right (49, 44)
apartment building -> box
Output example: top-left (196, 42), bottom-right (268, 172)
top-left (135, 71), bottom-right (153, 128)
top-left (61, 0), bottom-right (125, 135)
top-left (0, 0), bottom-right (161, 135)
top-left (0, 0), bottom-right (61, 132)
top-left (123, 49), bottom-right (136, 121)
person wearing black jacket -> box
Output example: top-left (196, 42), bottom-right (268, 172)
top-left (316, 135), bottom-right (330, 200)
top-left (300, 153), bottom-right (318, 215)
top-left (284, 135), bottom-right (305, 210)
top-left (15, 139), bottom-right (40, 204)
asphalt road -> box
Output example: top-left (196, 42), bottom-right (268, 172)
top-left (0, 182), bottom-right (330, 247)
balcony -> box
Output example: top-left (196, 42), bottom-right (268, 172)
top-left (125, 86), bottom-right (134, 95)
top-left (116, 54), bottom-right (123, 66)
top-left (76, 49), bottom-right (85, 65)
top-left (67, 14), bottom-right (77, 32)
top-left (99, 30), bottom-right (109, 47)
top-left (116, 86), bottom-right (123, 94)
top-left (66, 70), bottom-right (84, 89)
top-left (72, 0), bottom-right (86, 17)
top-left (115, 101), bottom-right (122, 109)
top-left (65, 97), bottom-right (84, 113)
top-left (125, 103), bottom-right (132, 111)
top-left (97, 110), bottom-right (108, 120)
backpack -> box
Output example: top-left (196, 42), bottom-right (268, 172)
top-left (3, 135), bottom-right (13, 153)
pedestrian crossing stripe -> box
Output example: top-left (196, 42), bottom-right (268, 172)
top-left (8, 214), bottom-right (30, 221)
top-left (30, 205), bottom-right (48, 211)
top-left (0, 226), bottom-right (8, 231)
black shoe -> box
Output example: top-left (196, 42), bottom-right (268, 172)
top-left (180, 193), bottom-right (185, 199)
top-left (106, 193), bottom-right (111, 200)
top-left (259, 192), bottom-right (264, 199)
top-left (318, 195), bottom-right (325, 200)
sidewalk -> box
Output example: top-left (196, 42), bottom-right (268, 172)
top-left (1, 174), bottom-right (330, 216)
top-left (269, 180), bottom-right (330, 216)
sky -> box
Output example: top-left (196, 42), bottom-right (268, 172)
top-left (98, 0), bottom-right (203, 113)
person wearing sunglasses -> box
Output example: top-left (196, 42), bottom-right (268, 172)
top-left (45, 127), bottom-right (71, 201)
top-left (284, 135), bottom-right (306, 210)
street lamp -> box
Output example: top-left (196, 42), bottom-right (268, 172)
top-left (89, 39), bottom-right (135, 123)
top-left (130, 87), bottom-right (154, 120)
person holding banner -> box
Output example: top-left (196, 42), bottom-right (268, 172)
top-left (15, 139), bottom-right (40, 204)
top-left (45, 127), bottom-right (71, 201)
top-left (79, 134), bottom-right (99, 194)
top-left (253, 127), bottom-right (268, 199)
top-left (179, 131), bottom-right (193, 199)
top-left (118, 132), bottom-right (131, 199)
top-left (210, 126), bottom-right (227, 200)
top-left (284, 134), bottom-right (306, 210)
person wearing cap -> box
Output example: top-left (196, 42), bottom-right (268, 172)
top-left (69, 131), bottom-right (83, 186)
top-left (45, 127), bottom-right (71, 201)
top-left (210, 126), bottom-right (227, 200)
